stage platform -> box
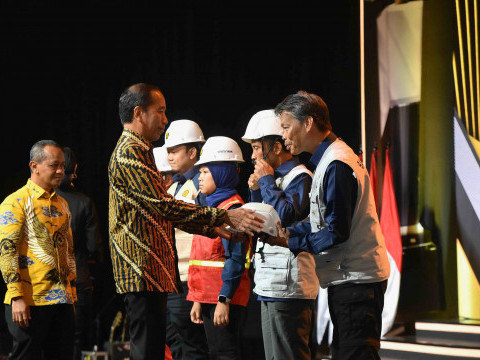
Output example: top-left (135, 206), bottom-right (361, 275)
top-left (381, 320), bottom-right (480, 359)
top-left (315, 320), bottom-right (480, 360)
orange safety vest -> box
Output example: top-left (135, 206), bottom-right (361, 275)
top-left (187, 194), bottom-right (252, 306)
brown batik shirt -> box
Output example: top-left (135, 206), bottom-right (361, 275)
top-left (108, 129), bottom-right (226, 294)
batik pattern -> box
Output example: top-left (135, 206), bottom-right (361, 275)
top-left (108, 129), bottom-right (226, 294)
top-left (0, 180), bottom-right (77, 305)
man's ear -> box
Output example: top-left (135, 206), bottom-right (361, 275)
top-left (133, 105), bottom-right (144, 122)
top-left (188, 146), bottom-right (197, 160)
top-left (273, 141), bottom-right (282, 155)
top-left (29, 161), bottom-right (38, 174)
top-left (304, 116), bottom-right (314, 133)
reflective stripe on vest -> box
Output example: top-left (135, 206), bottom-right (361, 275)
top-left (189, 196), bottom-right (252, 269)
top-left (189, 245), bottom-right (252, 269)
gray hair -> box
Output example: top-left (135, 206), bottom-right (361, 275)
top-left (30, 140), bottom-right (62, 163)
top-left (274, 90), bottom-right (332, 132)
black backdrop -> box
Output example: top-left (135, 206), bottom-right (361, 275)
top-left (0, 1), bottom-right (360, 347)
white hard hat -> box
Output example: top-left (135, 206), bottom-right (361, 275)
top-left (153, 146), bottom-right (172, 172)
top-left (241, 109), bottom-right (283, 143)
top-left (164, 119), bottom-right (206, 148)
top-left (241, 202), bottom-right (281, 236)
top-left (195, 136), bottom-right (244, 165)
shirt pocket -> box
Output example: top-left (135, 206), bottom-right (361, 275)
top-left (254, 247), bottom-right (291, 291)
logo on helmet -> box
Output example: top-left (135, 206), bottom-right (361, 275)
top-left (166, 132), bottom-right (169, 139)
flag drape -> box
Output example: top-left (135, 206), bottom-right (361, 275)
top-left (380, 148), bottom-right (403, 272)
top-left (378, 147), bottom-right (402, 336)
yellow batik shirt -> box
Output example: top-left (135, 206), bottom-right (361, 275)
top-left (109, 129), bottom-right (226, 294)
top-left (0, 179), bottom-right (77, 305)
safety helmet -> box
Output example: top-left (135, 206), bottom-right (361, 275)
top-left (241, 109), bottom-right (283, 143)
top-left (153, 146), bottom-right (172, 172)
top-left (241, 202), bottom-right (281, 236)
top-left (164, 119), bottom-right (206, 148)
top-left (195, 136), bottom-right (244, 165)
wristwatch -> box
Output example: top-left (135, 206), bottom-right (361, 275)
top-left (218, 295), bottom-right (231, 304)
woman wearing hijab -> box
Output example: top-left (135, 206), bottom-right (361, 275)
top-left (187, 137), bottom-right (252, 360)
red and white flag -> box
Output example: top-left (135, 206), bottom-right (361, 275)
top-left (378, 147), bottom-right (402, 336)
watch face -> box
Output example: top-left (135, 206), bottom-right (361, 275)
top-left (218, 295), bottom-right (230, 303)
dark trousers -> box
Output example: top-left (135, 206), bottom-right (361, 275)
top-left (328, 280), bottom-right (387, 360)
top-left (166, 282), bottom-right (209, 360)
top-left (260, 299), bottom-right (314, 360)
top-left (73, 289), bottom-right (93, 360)
top-left (123, 291), bottom-right (167, 360)
top-left (5, 303), bottom-right (74, 360)
top-left (202, 303), bottom-right (244, 360)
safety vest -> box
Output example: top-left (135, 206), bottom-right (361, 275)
top-left (168, 179), bottom-right (200, 282)
top-left (187, 194), bottom-right (252, 306)
top-left (253, 164), bottom-right (319, 299)
top-left (168, 179), bottom-right (199, 204)
top-left (311, 139), bottom-right (390, 288)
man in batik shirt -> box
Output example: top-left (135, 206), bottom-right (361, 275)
top-left (109, 83), bottom-right (263, 360)
top-left (0, 140), bottom-right (77, 360)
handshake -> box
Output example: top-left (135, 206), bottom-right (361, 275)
top-left (217, 203), bottom-right (289, 248)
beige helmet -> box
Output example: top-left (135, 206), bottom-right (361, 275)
top-left (195, 136), bottom-right (244, 165)
top-left (241, 202), bottom-right (281, 236)
top-left (164, 119), bottom-right (206, 148)
top-left (153, 146), bottom-right (172, 172)
top-left (241, 109), bottom-right (283, 143)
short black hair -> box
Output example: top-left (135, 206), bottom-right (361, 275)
top-left (185, 142), bottom-right (203, 161)
top-left (274, 90), bottom-right (332, 132)
top-left (119, 83), bottom-right (162, 125)
top-left (260, 135), bottom-right (288, 153)
top-left (30, 140), bottom-right (62, 163)
top-left (63, 147), bottom-right (77, 175)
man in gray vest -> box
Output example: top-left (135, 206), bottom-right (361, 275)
top-left (242, 109), bottom-right (318, 360)
top-left (266, 91), bottom-right (390, 360)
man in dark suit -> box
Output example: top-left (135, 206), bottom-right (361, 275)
top-left (56, 147), bottom-right (103, 360)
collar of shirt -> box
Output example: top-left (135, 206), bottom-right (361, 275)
top-left (273, 157), bottom-right (301, 179)
top-left (309, 132), bottom-right (338, 167)
top-left (172, 173), bottom-right (185, 185)
top-left (27, 179), bottom-right (57, 200)
top-left (172, 166), bottom-right (198, 185)
top-left (123, 128), bottom-right (152, 151)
